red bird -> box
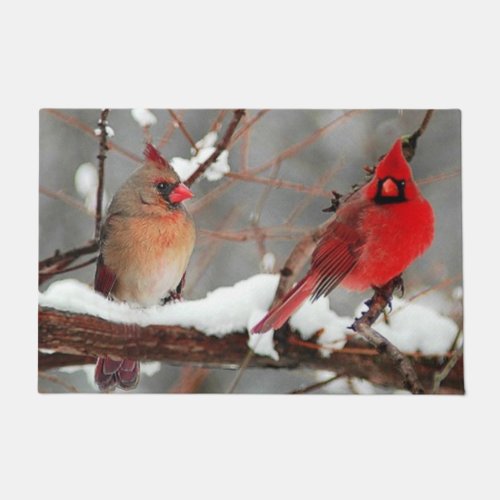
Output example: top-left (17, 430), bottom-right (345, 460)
top-left (94, 144), bottom-right (196, 391)
top-left (252, 138), bottom-right (434, 333)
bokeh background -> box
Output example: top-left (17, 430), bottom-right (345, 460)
top-left (39, 109), bottom-right (462, 393)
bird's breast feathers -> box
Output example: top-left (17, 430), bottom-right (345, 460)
top-left (102, 210), bottom-right (195, 306)
top-left (341, 197), bottom-right (434, 290)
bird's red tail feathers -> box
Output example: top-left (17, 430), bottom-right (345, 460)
top-left (95, 357), bottom-right (140, 391)
top-left (251, 274), bottom-right (316, 333)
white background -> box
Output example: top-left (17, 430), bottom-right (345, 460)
top-left (1, 1), bottom-right (499, 499)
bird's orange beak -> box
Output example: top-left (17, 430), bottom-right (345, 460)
top-left (381, 178), bottom-right (398, 197)
top-left (169, 183), bottom-right (194, 203)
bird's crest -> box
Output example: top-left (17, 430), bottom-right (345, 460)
top-left (375, 138), bottom-right (412, 181)
top-left (144, 143), bottom-right (168, 168)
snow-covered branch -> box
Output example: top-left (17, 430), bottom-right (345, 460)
top-left (38, 275), bottom-right (462, 393)
top-left (38, 306), bottom-right (463, 393)
top-left (185, 109), bottom-right (245, 186)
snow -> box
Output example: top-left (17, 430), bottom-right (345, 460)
top-left (58, 364), bottom-right (95, 387)
top-left (312, 371), bottom-right (396, 395)
top-left (131, 108), bottom-right (157, 127)
top-left (94, 125), bottom-right (115, 137)
top-left (452, 286), bottom-right (463, 301)
top-left (74, 162), bottom-right (97, 198)
top-left (141, 362), bottom-right (162, 376)
top-left (260, 252), bottom-right (276, 273)
top-left (38, 274), bottom-right (347, 360)
top-left (39, 274), bottom-right (279, 337)
top-left (289, 296), bottom-right (350, 355)
top-left (74, 162), bottom-right (108, 213)
top-left (354, 297), bottom-right (458, 355)
top-left (39, 274), bottom-right (459, 361)
top-left (197, 131), bottom-right (218, 149)
top-left (247, 309), bottom-right (279, 361)
top-left (170, 132), bottom-right (231, 182)
top-left (38, 348), bottom-right (56, 354)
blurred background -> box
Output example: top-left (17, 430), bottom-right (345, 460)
top-left (39, 109), bottom-right (462, 393)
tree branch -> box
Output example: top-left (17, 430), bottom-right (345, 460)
top-left (38, 307), bottom-right (463, 393)
top-left (38, 240), bottom-right (98, 285)
top-left (95, 109), bottom-right (109, 240)
top-left (167, 109), bottom-right (199, 152)
top-left (185, 109), bottom-right (245, 186)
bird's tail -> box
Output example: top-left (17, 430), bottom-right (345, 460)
top-left (251, 274), bottom-right (316, 333)
top-left (95, 357), bottom-right (140, 391)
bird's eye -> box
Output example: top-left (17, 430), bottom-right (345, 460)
top-left (400, 180), bottom-right (406, 187)
top-left (156, 182), bottom-right (169, 192)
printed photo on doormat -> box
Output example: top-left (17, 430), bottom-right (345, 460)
top-left (38, 109), bottom-right (463, 394)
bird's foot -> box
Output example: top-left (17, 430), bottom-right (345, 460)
top-left (371, 284), bottom-right (393, 304)
top-left (392, 274), bottom-right (405, 297)
top-left (161, 290), bottom-right (183, 305)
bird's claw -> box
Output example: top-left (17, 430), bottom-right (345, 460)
top-left (161, 290), bottom-right (182, 305)
top-left (393, 274), bottom-right (405, 297)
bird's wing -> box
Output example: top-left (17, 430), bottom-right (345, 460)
top-left (94, 254), bottom-right (117, 297)
top-left (310, 219), bottom-right (364, 300)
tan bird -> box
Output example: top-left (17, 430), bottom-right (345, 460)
top-left (94, 144), bottom-right (196, 391)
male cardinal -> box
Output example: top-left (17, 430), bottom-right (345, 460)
top-left (94, 144), bottom-right (196, 391)
top-left (252, 138), bottom-right (434, 333)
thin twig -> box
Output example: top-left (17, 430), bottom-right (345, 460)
top-left (417, 169), bottom-right (460, 187)
top-left (169, 366), bottom-right (210, 393)
top-left (403, 110), bottom-right (435, 161)
top-left (95, 109), bottom-right (109, 240)
top-left (44, 109), bottom-right (141, 164)
top-left (251, 161), bottom-right (283, 258)
top-left (39, 186), bottom-right (92, 216)
top-left (186, 109), bottom-right (245, 186)
top-left (199, 225), bottom-right (310, 242)
top-left (209, 110), bottom-right (228, 133)
top-left (432, 343), bottom-right (464, 394)
top-left (249, 110), bottom-right (363, 175)
top-left (225, 348), bottom-right (254, 393)
top-left (239, 114), bottom-right (251, 172)
top-left (39, 240), bottom-right (99, 285)
top-left (226, 171), bottom-right (331, 197)
top-left (290, 374), bottom-right (344, 394)
top-left (38, 371), bottom-right (79, 393)
top-left (284, 164), bottom-right (342, 225)
top-left (227, 109), bottom-right (269, 148)
top-left (185, 206), bottom-right (242, 295)
top-left (168, 109), bottom-right (199, 152)
top-left (158, 112), bottom-right (180, 148)
top-left (189, 179), bottom-right (237, 214)
top-left (39, 256), bottom-right (98, 277)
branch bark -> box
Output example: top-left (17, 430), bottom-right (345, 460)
top-left (38, 240), bottom-right (99, 285)
top-left (95, 108), bottom-right (110, 240)
top-left (185, 109), bottom-right (245, 186)
top-left (38, 307), bottom-right (464, 393)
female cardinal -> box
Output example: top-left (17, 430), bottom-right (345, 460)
top-left (94, 144), bottom-right (196, 391)
top-left (252, 138), bottom-right (434, 333)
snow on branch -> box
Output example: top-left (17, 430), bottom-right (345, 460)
top-left (38, 275), bottom-right (462, 393)
top-left (184, 109), bottom-right (245, 186)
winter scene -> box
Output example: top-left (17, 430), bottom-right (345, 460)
top-left (38, 109), bottom-right (463, 394)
